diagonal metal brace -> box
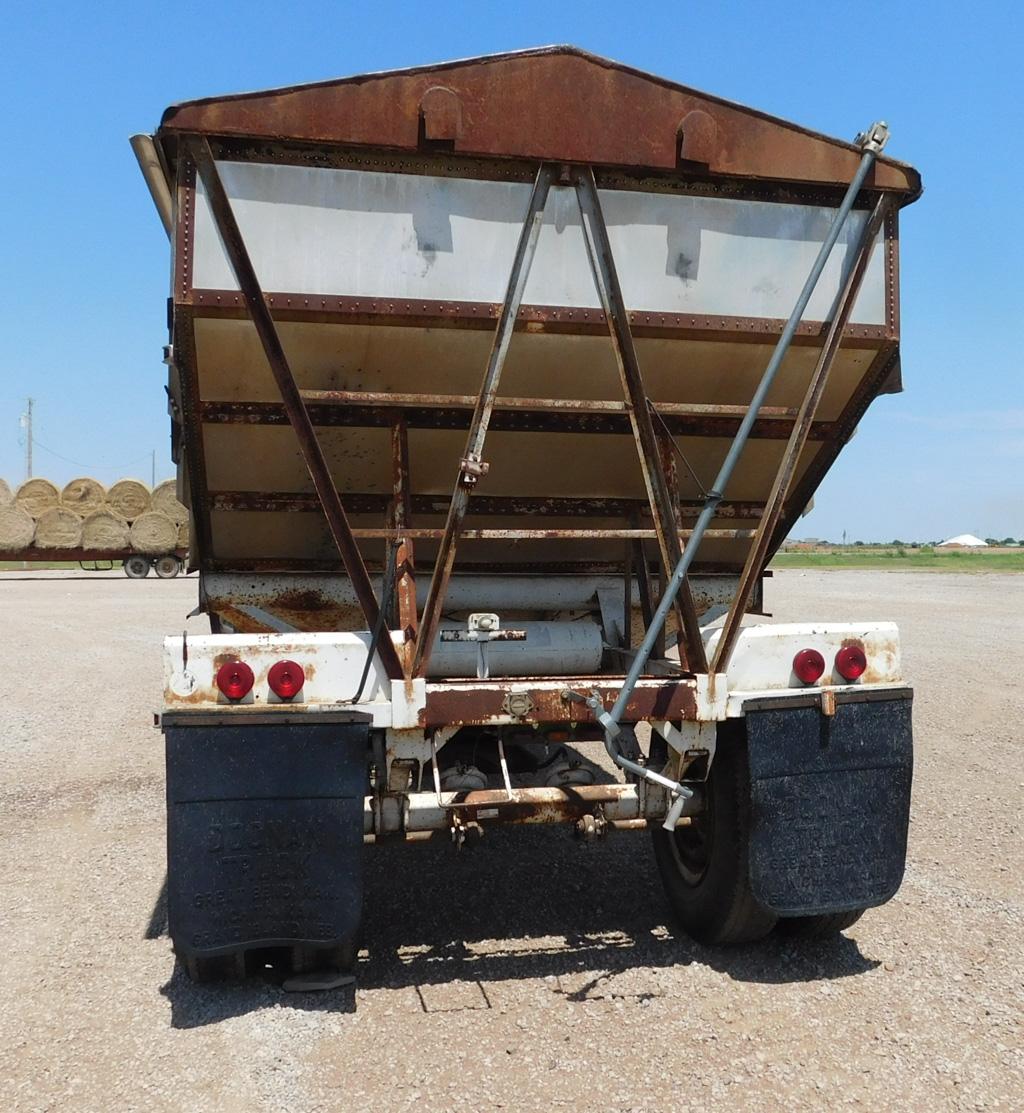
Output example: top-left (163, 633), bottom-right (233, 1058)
top-left (190, 136), bottom-right (404, 680)
top-left (711, 191), bottom-right (894, 674)
top-left (574, 168), bottom-right (708, 673)
top-left (413, 164), bottom-right (557, 677)
top-left (592, 121), bottom-right (891, 816)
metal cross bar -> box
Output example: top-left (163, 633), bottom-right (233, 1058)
top-left (711, 192), bottom-right (893, 674)
top-left (300, 527), bottom-right (757, 540)
top-left (205, 395), bottom-right (834, 438)
top-left (413, 164), bottom-right (557, 677)
top-left (574, 167), bottom-right (708, 673)
top-left (189, 136), bottom-right (404, 680)
top-left (587, 121), bottom-right (890, 827)
top-left (297, 391), bottom-right (808, 420)
top-left (390, 418), bottom-right (418, 671)
top-left (206, 490), bottom-right (768, 519)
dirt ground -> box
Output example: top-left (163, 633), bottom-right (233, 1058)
top-left (0, 569), bottom-right (1020, 1112)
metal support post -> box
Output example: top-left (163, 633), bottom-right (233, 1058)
top-left (390, 418), bottom-right (418, 670)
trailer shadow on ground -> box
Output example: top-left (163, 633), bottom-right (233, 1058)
top-left (155, 825), bottom-right (879, 1029)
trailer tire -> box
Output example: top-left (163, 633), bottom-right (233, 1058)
top-left (154, 554), bottom-right (181, 578)
top-left (651, 725), bottom-right (777, 946)
top-left (124, 555), bottom-right (151, 579)
top-left (776, 910), bottom-right (865, 939)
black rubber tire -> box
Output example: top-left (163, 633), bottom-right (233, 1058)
top-left (154, 555), bottom-right (181, 579)
top-left (651, 726), bottom-right (777, 945)
top-left (123, 555), bottom-right (150, 579)
top-left (776, 910), bottom-right (865, 939)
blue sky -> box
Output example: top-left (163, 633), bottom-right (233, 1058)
top-left (1, 0), bottom-right (1020, 541)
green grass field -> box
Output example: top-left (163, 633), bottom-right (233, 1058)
top-left (771, 548), bottom-right (1024, 571)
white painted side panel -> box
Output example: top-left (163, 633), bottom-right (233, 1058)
top-left (704, 620), bottom-right (902, 692)
top-left (193, 161), bottom-right (887, 324)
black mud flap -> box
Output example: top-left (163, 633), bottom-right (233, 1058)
top-left (164, 714), bottom-right (369, 961)
top-left (745, 693), bottom-right (913, 916)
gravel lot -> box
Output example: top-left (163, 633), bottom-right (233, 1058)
top-left (0, 569), bottom-right (1020, 1112)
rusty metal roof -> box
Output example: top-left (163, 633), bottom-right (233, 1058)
top-left (158, 45), bottom-right (921, 198)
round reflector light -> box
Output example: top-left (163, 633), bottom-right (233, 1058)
top-left (793, 648), bottom-right (826, 685)
top-left (835, 644), bottom-right (868, 681)
top-left (268, 659), bottom-right (305, 700)
top-left (216, 660), bottom-right (254, 701)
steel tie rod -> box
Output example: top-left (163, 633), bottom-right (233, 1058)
top-left (587, 121), bottom-right (891, 828)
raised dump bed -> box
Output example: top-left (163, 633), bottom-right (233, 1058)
top-left (136, 47), bottom-right (921, 984)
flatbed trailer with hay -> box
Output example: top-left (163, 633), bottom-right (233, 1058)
top-left (135, 47), bottom-right (920, 985)
top-left (0, 476), bottom-right (190, 576)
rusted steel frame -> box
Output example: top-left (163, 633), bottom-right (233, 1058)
top-left (196, 133), bottom-right (910, 209)
top-left (632, 538), bottom-right (656, 631)
top-left (390, 418), bottom-right (418, 663)
top-left (189, 287), bottom-right (892, 344)
top-left (207, 489), bottom-right (767, 519)
top-left (657, 433), bottom-right (686, 654)
top-left (413, 163), bottom-right (557, 678)
top-left (245, 527), bottom-right (754, 540)
top-left (422, 678), bottom-right (697, 728)
top-left (299, 390), bottom-right (801, 419)
top-left (622, 539), bottom-right (633, 650)
top-left (172, 306), bottom-right (214, 571)
top-left (188, 135), bottom-right (404, 680)
top-left (414, 785), bottom-right (640, 826)
top-left (712, 196), bottom-right (892, 673)
top-left (207, 556), bottom-right (745, 575)
top-left (574, 167), bottom-right (707, 672)
top-left (204, 396), bottom-right (835, 439)
top-left (159, 47), bottom-right (921, 194)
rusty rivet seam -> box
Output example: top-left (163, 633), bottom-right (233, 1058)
top-left (885, 210), bottom-right (898, 332)
top-left (179, 161), bottom-right (194, 299)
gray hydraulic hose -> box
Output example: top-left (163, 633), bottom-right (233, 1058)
top-left (590, 122), bottom-right (890, 826)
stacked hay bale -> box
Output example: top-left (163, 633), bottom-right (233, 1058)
top-left (0, 477), bottom-right (190, 555)
top-left (17, 478), bottom-right (60, 518)
top-left (152, 479), bottom-right (191, 550)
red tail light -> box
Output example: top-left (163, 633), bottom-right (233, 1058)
top-left (216, 660), bottom-right (254, 700)
top-left (835, 645), bottom-right (867, 681)
top-left (268, 659), bottom-right (305, 700)
top-left (793, 648), bottom-right (826, 685)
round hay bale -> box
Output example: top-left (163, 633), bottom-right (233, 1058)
top-left (61, 476), bottom-right (106, 515)
top-left (177, 520), bottom-right (190, 549)
top-left (82, 509), bottom-right (130, 551)
top-left (151, 479), bottom-right (189, 526)
top-left (107, 479), bottom-right (151, 521)
top-left (130, 511), bottom-right (178, 555)
top-left (0, 478), bottom-right (13, 507)
top-left (16, 478), bottom-right (60, 519)
top-left (0, 505), bottom-right (35, 551)
top-left (34, 507), bottom-right (84, 550)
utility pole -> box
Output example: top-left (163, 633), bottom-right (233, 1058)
top-left (22, 398), bottom-right (33, 479)
top-left (151, 449), bottom-right (156, 488)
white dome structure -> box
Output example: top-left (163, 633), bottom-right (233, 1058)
top-left (938, 534), bottom-right (988, 548)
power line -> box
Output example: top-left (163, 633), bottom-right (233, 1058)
top-left (30, 437), bottom-right (157, 473)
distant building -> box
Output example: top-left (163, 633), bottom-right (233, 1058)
top-left (938, 533), bottom-right (988, 548)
